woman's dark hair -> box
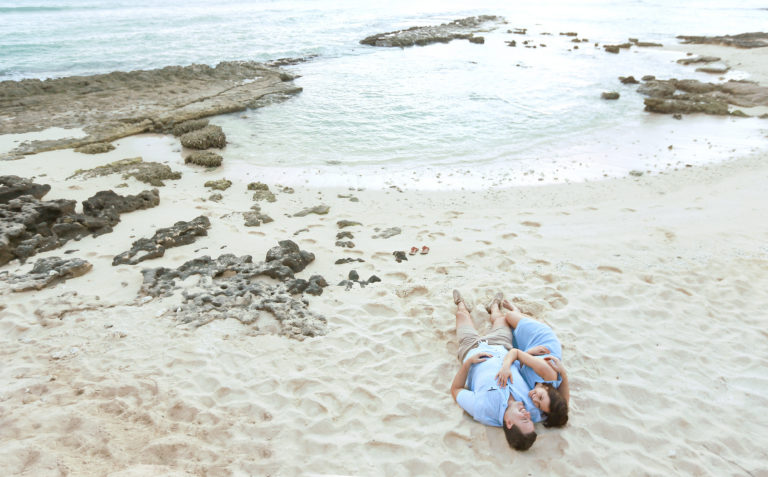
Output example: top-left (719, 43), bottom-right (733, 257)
top-left (541, 383), bottom-right (568, 428)
top-left (503, 424), bottom-right (537, 451)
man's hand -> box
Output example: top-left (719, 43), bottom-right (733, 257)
top-left (526, 345), bottom-right (550, 356)
top-left (495, 366), bottom-right (512, 388)
top-left (467, 352), bottom-right (493, 365)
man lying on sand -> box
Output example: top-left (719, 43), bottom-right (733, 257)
top-left (449, 291), bottom-right (569, 450)
top-left (449, 291), bottom-right (541, 450)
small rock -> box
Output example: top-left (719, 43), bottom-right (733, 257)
top-left (468, 36), bottom-right (485, 44)
top-left (372, 227), bottom-right (402, 239)
top-left (601, 92), bottom-right (620, 100)
top-left (629, 170), bottom-right (643, 177)
top-left (337, 220), bottom-right (362, 228)
top-left (185, 151), bottom-right (223, 168)
top-left (336, 231), bottom-right (354, 240)
top-left (204, 179), bottom-right (232, 190)
top-left (618, 76), bottom-right (639, 84)
top-left (641, 75), bottom-right (656, 81)
top-left (393, 251), bottom-right (408, 263)
top-left (172, 119), bottom-right (209, 137)
top-left (348, 270), bottom-right (360, 281)
top-left (208, 193), bottom-right (223, 202)
top-left (334, 258), bottom-right (365, 265)
top-left (180, 125), bottom-right (226, 150)
top-left (673, 113), bottom-right (682, 120)
top-left (367, 275), bottom-right (381, 283)
top-left (335, 240), bottom-right (354, 248)
top-left (294, 205), bottom-right (329, 217)
top-left (74, 142), bottom-right (115, 154)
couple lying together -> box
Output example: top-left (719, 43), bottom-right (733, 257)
top-left (449, 290), bottom-right (569, 451)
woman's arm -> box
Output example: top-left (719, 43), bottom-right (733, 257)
top-left (545, 356), bottom-right (569, 404)
top-left (517, 350), bottom-right (559, 382)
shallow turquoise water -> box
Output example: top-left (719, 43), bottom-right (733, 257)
top-left (2, 0), bottom-right (767, 187)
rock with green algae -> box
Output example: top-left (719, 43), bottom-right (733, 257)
top-left (69, 157), bottom-right (181, 187)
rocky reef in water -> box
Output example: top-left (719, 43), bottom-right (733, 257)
top-left (140, 240), bottom-right (329, 340)
top-left (634, 78), bottom-right (768, 115)
top-left (0, 61), bottom-right (301, 158)
top-left (0, 175), bottom-right (159, 265)
top-left (360, 15), bottom-right (503, 48)
top-left (676, 32), bottom-right (768, 49)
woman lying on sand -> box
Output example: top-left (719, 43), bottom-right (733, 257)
top-left (450, 290), bottom-right (541, 451)
top-left (494, 299), bottom-right (569, 428)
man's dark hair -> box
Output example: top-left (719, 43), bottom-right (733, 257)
top-left (503, 424), bottom-right (537, 451)
top-left (541, 383), bottom-right (568, 428)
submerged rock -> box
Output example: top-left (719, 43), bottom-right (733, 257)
top-left (619, 76), bottom-right (639, 84)
top-left (185, 151), bottom-right (223, 167)
top-left (360, 15), bottom-right (503, 48)
top-left (676, 32), bottom-right (768, 49)
top-left (4, 256), bottom-right (92, 292)
top-left (643, 97), bottom-right (729, 115)
top-left (601, 92), bottom-right (620, 100)
top-left (74, 142), bottom-right (115, 154)
top-left (180, 125), bottom-right (226, 150)
top-left (69, 157), bottom-right (181, 186)
top-left (139, 241), bottom-right (327, 339)
top-left (636, 78), bottom-right (768, 115)
top-left (113, 215), bottom-right (211, 266)
top-left (677, 55), bottom-right (721, 65)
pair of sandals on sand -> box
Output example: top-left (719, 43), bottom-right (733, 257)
top-left (409, 246), bottom-right (430, 255)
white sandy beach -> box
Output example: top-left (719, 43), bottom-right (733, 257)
top-left (1, 44), bottom-right (768, 477)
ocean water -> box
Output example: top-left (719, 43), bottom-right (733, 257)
top-left (2, 0), bottom-right (767, 188)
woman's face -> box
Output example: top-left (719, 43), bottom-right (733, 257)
top-left (529, 386), bottom-right (551, 413)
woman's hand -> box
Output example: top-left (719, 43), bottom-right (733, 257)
top-left (526, 345), bottom-right (550, 356)
top-left (544, 356), bottom-right (566, 376)
top-left (467, 352), bottom-right (493, 365)
top-left (495, 366), bottom-right (512, 387)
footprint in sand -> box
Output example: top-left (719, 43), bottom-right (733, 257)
top-left (521, 221), bottom-right (541, 228)
top-left (597, 265), bottom-right (622, 274)
top-left (501, 232), bottom-right (518, 239)
top-left (248, 231), bottom-right (266, 236)
top-left (364, 303), bottom-right (397, 317)
top-left (622, 208), bottom-right (636, 212)
top-left (385, 271), bottom-right (408, 281)
top-left (477, 240), bottom-right (492, 245)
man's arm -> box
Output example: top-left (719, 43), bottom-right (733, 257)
top-left (450, 352), bottom-right (492, 401)
top-left (517, 350), bottom-right (558, 382)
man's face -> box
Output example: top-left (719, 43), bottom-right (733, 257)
top-left (504, 401), bottom-right (534, 434)
top-left (529, 386), bottom-right (551, 413)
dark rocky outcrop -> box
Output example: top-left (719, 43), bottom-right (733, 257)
top-left (185, 151), bottom-right (223, 167)
top-left (3, 256), bottom-right (92, 292)
top-left (139, 241), bottom-right (328, 339)
top-left (0, 61), bottom-right (301, 158)
top-left (0, 176), bottom-right (51, 203)
top-left (180, 125), bottom-right (226, 150)
top-left (74, 142), bottom-right (115, 154)
top-left (0, 185), bottom-right (159, 266)
top-left (113, 215), bottom-right (211, 266)
top-left (360, 16), bottom-right (503, 48)
top-left (69, 157), bottom-right (181, 186)
top-left (676, 32), bottom-right (768, 49)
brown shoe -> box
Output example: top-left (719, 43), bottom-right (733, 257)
top-left (485, 292), bottom-right (504, 313)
